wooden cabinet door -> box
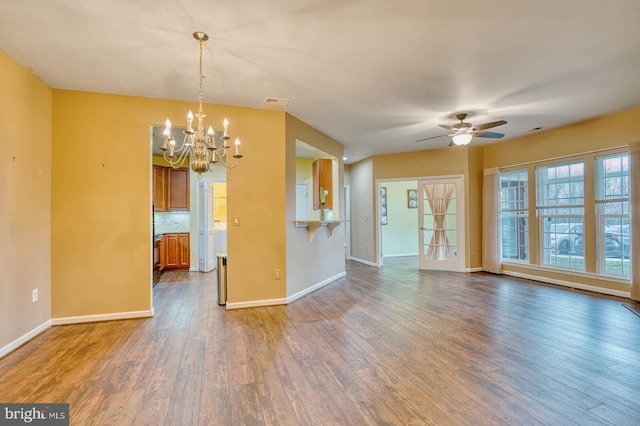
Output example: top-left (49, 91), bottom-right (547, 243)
top-left (312, 159), bottom-right (333, 210)
top-left (158, 237), bottom-right (166, 270)
top-left (153, 166), bottom-right (167, 212)
top-left (161, 233), bottom-right (189, 270)
top-left (178, 233), bottom-right (190, 268)
top-left (164, 234), bottom-right (179, 268)
top-left (168, 168), bottom-right (189, 211)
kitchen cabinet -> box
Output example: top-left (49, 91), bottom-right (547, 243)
top-left (312, 159), bottom-right (333, 210)
top-left (153, 166), bottom-right (168, 212)
top-left (153, 166), bottom-right (189, 212)
top-left (168, 168), bottom-right (189, 211)
top-left (161, 233), bottom-right (190, 270)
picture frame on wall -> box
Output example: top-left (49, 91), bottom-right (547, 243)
top-left (381, 187), bottom-right (388, 225)
top-left (408, 189), bottom-right (418, 208)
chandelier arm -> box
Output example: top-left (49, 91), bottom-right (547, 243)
top-left (164, 146), bottom-right (190, 169)
top-left (215, 154), bottom-right (241, 169)
top-left (167, 133), bottom-right (191, 154)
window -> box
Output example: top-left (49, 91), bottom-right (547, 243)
top-left (536, 161), bottom-right (584, 270)
top-left (595, 153), bottom-right (630, 276)
top-left (500, 169), bottom-right (528, 261)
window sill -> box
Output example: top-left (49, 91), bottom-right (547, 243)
top-left (501, 261), bottom-right (631, 285)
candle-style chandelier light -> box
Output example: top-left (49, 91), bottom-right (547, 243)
top-left (161, 31), bottom-right (243, 177)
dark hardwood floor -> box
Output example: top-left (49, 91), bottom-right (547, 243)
top-left (1, 257), bottom-right (640, 425)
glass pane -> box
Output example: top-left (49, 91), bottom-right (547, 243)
top-left (447, 229), bottom-right (457, 246)
top-left (500, 169), bottom-right (529, 262)
top-left (447, 197), bottom-right (456, 214)
top-left (423, 215), bottom-right (435, 230)
top-left (445, 214), bottom-right (456, 230)
top-left (423, 229), bottom-right (433, 245)
top-left (595, 153), bottom-right (630, 277)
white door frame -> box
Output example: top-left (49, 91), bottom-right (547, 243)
top-left (196, 178), bottom-right (226, 272)
top-left (344, 185), bottom-right (351, 260)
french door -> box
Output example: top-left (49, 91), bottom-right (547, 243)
top-left (418, 176), bottom-right (465, 271)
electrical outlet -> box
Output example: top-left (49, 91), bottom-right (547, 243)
top-left (472, 250), bottom-right (477, 256)
top-left (274, 269), bottom-right (281, 280)
top-left (32, 288), bottom-right (38, 303)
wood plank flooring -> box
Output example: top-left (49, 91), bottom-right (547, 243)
top-left (1, 257), bottom-right (640, 425)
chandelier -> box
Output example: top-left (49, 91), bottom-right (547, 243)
top-left (160, 31), bottom-right (243, 177)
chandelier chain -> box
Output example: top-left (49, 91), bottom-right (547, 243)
top-left (197, 37), bottom-right (204, 116)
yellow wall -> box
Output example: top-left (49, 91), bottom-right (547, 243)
top-left (213, 182), bottom-right (227, 222)
top-left (465, 146), bottom-right (484, 269)
top-left (296, 158), bottom-right (314, 182)
top-left (51, 89), bottom-right (288, 316)
top-left (226, 108), bottom-right (288, 304)
top-left (0, 50), bottom-right (52, 352)
top-left (483, 107), bottom-right (640, 169)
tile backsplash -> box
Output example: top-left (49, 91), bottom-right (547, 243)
top-left (155, 212), bottom-right (190, 234)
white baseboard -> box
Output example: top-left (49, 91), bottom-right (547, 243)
top-left (503, 270), bottom-right (631, 298)
top-left (383, 253), bottom-right (419, 258)
top-left (0, 320), bottom-right (52, 359)
top-left (51, 309), bottom-right (154, 326)
top-left (350, 257), bottom-right (378, 267)
top-left (466, 267), bottom-right (484, 272)
top-left (225, 272), bottom-right (347, 310)
top-left (225, 298), bottom-right (287, 310)
top-left (287, 272), bottom-right (346, 304)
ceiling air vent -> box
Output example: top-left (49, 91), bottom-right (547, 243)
top-left (264, 97), bottom-right (290, 108)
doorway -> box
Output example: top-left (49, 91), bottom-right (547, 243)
top-left (376, 176), bottom-right (465, 271)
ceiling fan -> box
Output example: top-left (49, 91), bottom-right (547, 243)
top-left (417, 113), bottom-right (507, 146)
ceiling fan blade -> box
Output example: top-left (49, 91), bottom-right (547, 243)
top-left (475, 131), bottom-right (504, 139)
top-left (474, 120), bottom-right (507, 131)
top-left (438, 124), bottom-right (454, 131)
top-left (416, 134), bottom-right (447, 142)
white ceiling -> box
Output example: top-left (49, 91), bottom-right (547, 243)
top-left (2, 0), bottom-right (639, 163)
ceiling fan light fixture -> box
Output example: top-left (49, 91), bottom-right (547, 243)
top-left (452, 133), bottom-right (472, 145)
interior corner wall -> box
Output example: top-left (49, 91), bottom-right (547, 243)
top-left (0, 50), bottom-right (53, 352)
top-left (225, 107), bottom-right (288, 305)
top-left (285, 114), bottom-right (346, 298)
top-left (349, 158), bottom-right (375, 264)
top-left (466, 146), bottom-right (484, 269)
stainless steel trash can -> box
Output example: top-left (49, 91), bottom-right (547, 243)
top-left (217, 253), bottom-right (227, 306)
